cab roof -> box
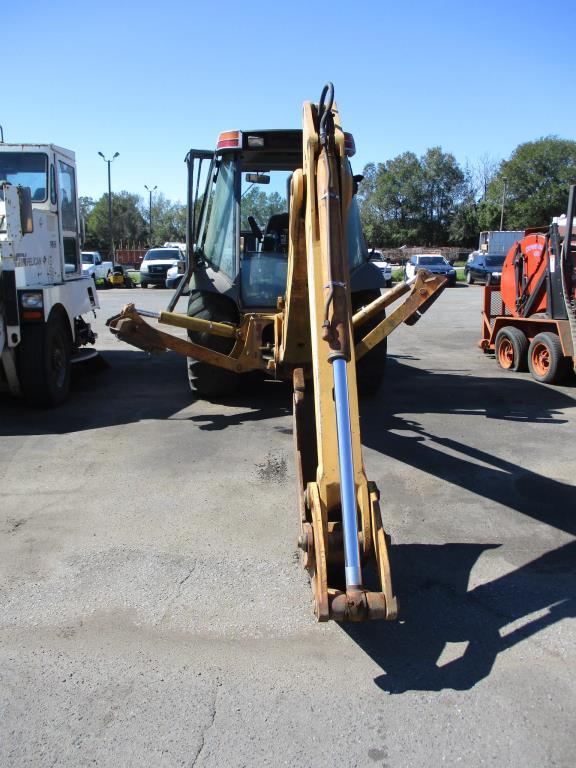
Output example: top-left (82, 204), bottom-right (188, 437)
top-left (216, 129), bottom-right (302, 171)
top-left (0, 143), bottom-right (75, 161)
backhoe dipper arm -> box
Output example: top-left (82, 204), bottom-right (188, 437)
top-left (291, 84), bottom-right (397, 621)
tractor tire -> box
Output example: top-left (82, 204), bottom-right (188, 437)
top-left (187, 290), bottom-right (240, 399)
top-left (17, 311), bottom-right (71, 406)
top-left (466, 270), bottom-right (474, 285)
top-left (352, 289), bottom-right (387, 397)
top-left (495, 326), bottom-right (528, 373)
top-left (528, 332), bottom-right (566, 384)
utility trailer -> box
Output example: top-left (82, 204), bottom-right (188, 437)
top-left (0, 144), bottom-right (98, 405)
top-left (480, 186), bottom-right (576, 384)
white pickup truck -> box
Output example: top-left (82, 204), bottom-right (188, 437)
top-left (81, 251), bottom-right (112, 282)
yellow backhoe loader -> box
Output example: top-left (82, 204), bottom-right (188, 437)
top-left (108, 84), bottom-right (446, 621)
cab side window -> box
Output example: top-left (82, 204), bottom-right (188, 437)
top-left (58, 161), bottom-right (77, 232)
top-left (58, 160), bottom-right (79, 273)
top-left (50, 165), bottom-right (57, 204)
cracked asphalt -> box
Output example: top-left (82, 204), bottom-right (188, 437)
top-left (1, 285), bottom-right (575, 767)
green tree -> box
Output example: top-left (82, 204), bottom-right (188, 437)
top-left (420, 148), bottom-right (465, 245)
top-left (449, 193), bottom-right (479, 246)
top-left (85, 192), bottom-right (147, 250)
top-left (485, 137), bottom-right (576, 229)
top-left (144, 193), bottom-right (187, 245)
top-left (358, 148), bottom-right (465, 246)
top-left (241, 188), bottom-right (286, 230)
top-left (358, 154), bottom-right (424, 245)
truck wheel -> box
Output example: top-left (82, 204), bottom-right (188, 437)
top-left (187, 291), bottom-right (240, 399)
top-left (466, 270), bottom-right (474, 285)
top-left (17, 313), bottom-right (71, 406)
top-left (528, 332), bottom-right (566, 384)
top-left (495, 327), bottom-right (528, 372)
top-left (352, 290), bottom-right (386, 397)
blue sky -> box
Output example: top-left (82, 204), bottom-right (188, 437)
top-left (4, 0), bottom-right (575, 204)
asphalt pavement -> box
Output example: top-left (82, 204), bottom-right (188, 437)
top-left (1, 284), bottom-right (575, 767)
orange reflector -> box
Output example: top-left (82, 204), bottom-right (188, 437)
top-left (344, 133), bottom-right (356, 157)
top-left (217, 131), bottom-right (242, 150)
top-left (22, 310), bottom-right (43, 321)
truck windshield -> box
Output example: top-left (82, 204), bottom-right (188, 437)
top-left (418, 256), bottom-right (446, 265)
top-left (143, 249), bottom-right (181, 260)
top-left (0, 152), bottom-right (48, 202)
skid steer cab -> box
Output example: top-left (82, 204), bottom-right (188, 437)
top-left (0, 144), bottom-right (98, 406)
top-left (108, 84), bottom-right (447, 621)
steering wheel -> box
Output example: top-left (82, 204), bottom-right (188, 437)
top-left (247, 215), bottom-right (263, 241)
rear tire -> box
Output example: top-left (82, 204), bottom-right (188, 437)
top-left (187, 291), bottom-right (240, 398)
top-left (495, 326), bottom-right (528, 372)
top-left (352, 290), bottom-right (387, 397)
top-left (17, 312), bottom-right (71, 406)
top-left (528, 332), bottom-right (566, 384)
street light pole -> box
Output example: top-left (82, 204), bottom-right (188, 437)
top-left (499, 177), bottom-right (507, 231)
top-left (144, 184), bottom-right (157, 246)
top-left (98, 151), bottom-right (119, 264)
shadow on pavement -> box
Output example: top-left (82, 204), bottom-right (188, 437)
top-left (342, 540), bottom-right (576, 692)
top-left (361, 358), bottom-right (576, 535)
top-left (0, 349), bottom-right (291, 436)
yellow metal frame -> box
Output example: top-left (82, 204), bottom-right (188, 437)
top-left (107, 91), bottom-right (449, 622)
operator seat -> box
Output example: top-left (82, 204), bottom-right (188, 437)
top-left (261, 212), bottom-right (289, 253)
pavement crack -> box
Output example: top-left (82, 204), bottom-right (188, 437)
top-left (158, 562), bottom-right (196, 625)
top-left (190, 688), bottom-right (218, 767)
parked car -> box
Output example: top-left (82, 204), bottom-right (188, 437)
top-left (369, 249), bottom-right (393, 288)
top-left (140, 247), bottom-right (184, 288)
top-left (404, 254), bottom-right (457, 286)
top-left (165, 259), bottom-right (187, 290)
top-left (464, 251), bottom-right (506, 285)
top-left (81, 251), bottom-right (112, 283)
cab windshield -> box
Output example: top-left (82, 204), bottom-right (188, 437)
top-left (238, 169), bottom-right (368, 306)
top-left (0, 152), bottom-right (48, 202)
top-left (195, 149), bottom-right (371, 307)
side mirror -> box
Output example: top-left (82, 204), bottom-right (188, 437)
top-left (245, 173), bottom-right (270, 185)
top-left (18, 186), bottom-right (34, 234)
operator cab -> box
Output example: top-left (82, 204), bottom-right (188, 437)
top-left (0, 144), bottom-right (81, 280)
top-left (187, 129), bottom-right (380, 310)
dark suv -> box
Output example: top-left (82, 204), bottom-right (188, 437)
top-left (465, 251), bottom-right (506, 285)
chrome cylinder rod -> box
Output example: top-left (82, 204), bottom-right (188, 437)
top-left (332, 356), bottom-right (362, 588)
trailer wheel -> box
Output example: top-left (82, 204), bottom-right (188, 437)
top-left (352, 290), bottom-right (387, 397)
top-left (495, 327), bottom-right (528, 372)
top-left (17, 312), bottom-right (71, 406)
top-left (187, 291), bottom-right (240, 399)
top-left (528, 332), bottom-right (566, 384)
